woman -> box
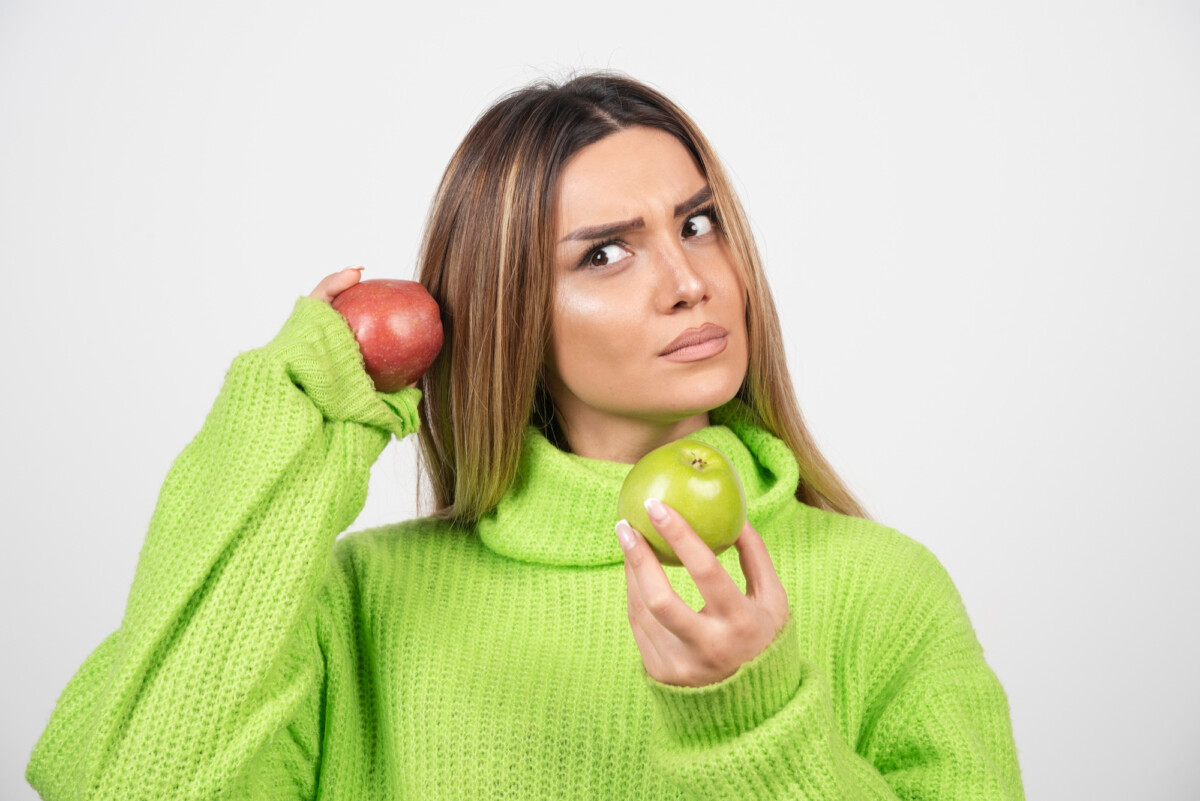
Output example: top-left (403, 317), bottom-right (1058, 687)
top-left (27, 71), bottom-right (1024, 799)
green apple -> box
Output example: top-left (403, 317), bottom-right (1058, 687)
top-left (618, 439), bottom-right (747, 566)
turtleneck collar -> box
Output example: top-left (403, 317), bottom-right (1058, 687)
top-left (475, 399), bottom-right (802, 567)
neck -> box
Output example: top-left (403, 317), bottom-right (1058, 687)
top-left (554, 405), bottom-right (711, 463)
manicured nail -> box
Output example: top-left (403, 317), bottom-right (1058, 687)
top-left (615, 520), bottom-right (636, 551)
top-left (644, 498), bottom-right (668, 524)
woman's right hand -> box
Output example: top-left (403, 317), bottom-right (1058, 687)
top-left (309, 266), bottom-right (365, 303)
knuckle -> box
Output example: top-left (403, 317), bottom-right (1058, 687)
top-left (698, 641), bottom-right (722, 669)
top-left (691, 559), bottom-right (722, 583)
top-left (732, 611), bottom-right (757, 636)
top-left (645, 592), bottom-right (674, 616)
top-left (776, 586), bottom-right (790, 612)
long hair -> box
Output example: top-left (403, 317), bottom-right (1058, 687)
top-left (414, 69), bottom-right (871, 526)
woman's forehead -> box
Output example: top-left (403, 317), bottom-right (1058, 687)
top-left (554, 128), bottom-right (704, 233)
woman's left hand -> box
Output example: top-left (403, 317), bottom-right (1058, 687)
top-left (617, 499), bottom-right (790, 687)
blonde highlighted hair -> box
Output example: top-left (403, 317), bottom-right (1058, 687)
top-left (414, 70), bottom-right (870, 526)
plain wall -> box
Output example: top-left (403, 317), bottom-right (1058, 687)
top-left (2, 1), bottom-right (1198, 798)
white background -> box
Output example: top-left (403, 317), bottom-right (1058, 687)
top-left (3, 1), bottom-right (1198, 798)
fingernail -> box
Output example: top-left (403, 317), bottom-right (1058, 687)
top-left (615, 520), bottom-right (636, 551)
top-left (644, 498), bottom-right (668, 524)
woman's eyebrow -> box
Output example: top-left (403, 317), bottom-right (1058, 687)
top-left (558, 185), bottom-right (713, 244)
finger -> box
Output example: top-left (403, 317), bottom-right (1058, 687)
top-left (325, 266), bottom-right (365, 300)
top-left (309, 266), bottom-right (364, 302)
top-left (735, 519), bottom-right (788, 615)
top-left (624, 556), bottom-right (676, 645)
top-left (643, 499), bottom-right (743, 618)
top-left (624, 558), bottom-right (669, 676)
top-left (309, 275), bottom-right (335, 302)
top-left (618, 520), bottom-right (701, 641)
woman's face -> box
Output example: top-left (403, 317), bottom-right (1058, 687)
top-left (544, 125), bottom-right (749, 456)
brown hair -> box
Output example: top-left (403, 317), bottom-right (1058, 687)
top-left (414, 69), bottom-right (871, 526)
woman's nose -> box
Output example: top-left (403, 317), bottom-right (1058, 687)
top-left (654, 240), bottom-right (709, 312)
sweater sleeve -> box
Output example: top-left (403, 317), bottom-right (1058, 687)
top-left (641, 541), bottom-right (1024, 800)
top-left (26, 295), bottom-right (421, 800)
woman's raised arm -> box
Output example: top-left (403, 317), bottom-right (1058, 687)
top-left (26, 270), bottom-right (421, 800)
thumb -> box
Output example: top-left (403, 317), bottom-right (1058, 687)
top-left (310, 266), bottom-right (365, 303)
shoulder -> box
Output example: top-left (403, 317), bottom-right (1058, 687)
top-left (778, 503), bottom-right (983, 677)
top-left (774, 502), bottom-right (970, 624)
top-left (780, 502), bottom-right (946, 573)
top-left (330, 516), bottom-right (484, 577)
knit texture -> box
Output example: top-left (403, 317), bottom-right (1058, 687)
top-left (27, 295), bottom-right (1025, 800)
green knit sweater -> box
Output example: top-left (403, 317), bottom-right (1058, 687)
top-left (27, 295), bottom-right (1024, 800)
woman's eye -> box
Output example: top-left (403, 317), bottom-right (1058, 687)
top-left (584, 243), bottom-right (630, 269)
top-left (683, 210), bottom-right (716, 239)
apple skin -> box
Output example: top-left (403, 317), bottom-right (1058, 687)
top-left (330, 278), bottom-right (444, 392)
top-left (618, 439), bottom-right (747, 567)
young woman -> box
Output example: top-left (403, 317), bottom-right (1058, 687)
top-left (28, 71), bottom-right (1024, 799)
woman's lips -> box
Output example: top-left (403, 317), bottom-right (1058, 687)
top-left (659, 323), bottom-right (730, 362)
top-left (660, 335), bottom-right (728, 362)
top-left (660, 323), bottom-right (728, 356)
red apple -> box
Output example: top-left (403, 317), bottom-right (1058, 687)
top-left (330, 278), bottom-right (444, 392)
